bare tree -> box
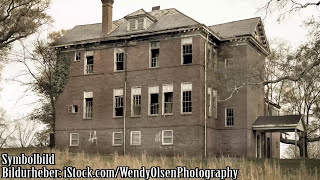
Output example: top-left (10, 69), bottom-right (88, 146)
top-left (0, 0), bottom-right (51, 55)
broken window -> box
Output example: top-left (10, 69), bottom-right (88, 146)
top-left (116, 53), bottom-right (124, 71)
top-left (85, 51), bottom-right (94, 74)
top-left (181, 83), bottom-right (192, 113)
top-left (70, 133), bottom-right (79, 146)
top-left (84, 98), bottom-right (93, 119)
top-left (226, 108), bottom-right (234, 126)
top-left (68, 105), bottom-right (78, 114)
top-left (113, 132), bottom-right (123, 146)
top-left (163, 84), bottom-right (173, 115)
top-left (75, 52), bottom-right (81, 61)
top-left (131, 87), bottom-right (141, 117)
top-left (130, 131), bottom-right (141, 145)
top-left (149, 86), bottom-right (159, 115)
top-left (114, 89), bottom-right (123, 117)
top-left (162, 130), bottom-right (173, 145)
top-left (150, 42), bottom-right (160, 68)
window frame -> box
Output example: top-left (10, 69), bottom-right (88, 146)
top-left (181, 83), bottom-right (192, 114)
top-left (130, 131), bottom-right (141, 146)
top-left (112, 132), bottom-right (123, 146)
top-left (181, 37), bottom-right (193, 65)
top-left (149, 42), bottom-right (160, 68)
top-left (84, 51), bottom-right (94, 75)
top-left (75, 51), bottom-right (81, 61)
top-left (113, 89), bottom-right (124, 118)
top-left (213, 89), bottom-right (218, 119)
top-left (148, 86), bottom-right (159, 116)
top-left (69, 133), bottom-right (79, 147)
top-left (225, 107), bottom-right (235, 127)
top-left (162, 130), bottom-right (173, 145)
top-left (114, 48), bottom-right (125, 72)
top-left (68, 105), bottom-right (79, 114)
top-left (83, 91), bottom-right (93, 119)
top-left (131, 87), bottom-right (142, 117)
top-left (162, 84), bottom-right (173, 115)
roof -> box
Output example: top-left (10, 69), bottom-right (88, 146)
top-left (52, 8), bottom-right (268, 49)
top-left (253, 115), bottom-right (305, 132)
top-left (208, 17), bottom-right (261, 39)
top-left (53, 8), bottom-right (200, 46)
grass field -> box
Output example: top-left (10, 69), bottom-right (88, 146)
top-left (0, 148), bottom-right (319, 179)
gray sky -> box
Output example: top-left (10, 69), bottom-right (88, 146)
top-left (1, 0), bottom-right (315, 119)
top-left (0, 0), bottom-right (317, 155)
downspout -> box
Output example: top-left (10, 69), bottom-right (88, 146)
top-left (204, 33), bottom-right (209, 158)
top-left (124, 40), bottom-right (128, 155)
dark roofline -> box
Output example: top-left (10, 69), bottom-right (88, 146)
top-left (208, 17), bottom-right (261, 27)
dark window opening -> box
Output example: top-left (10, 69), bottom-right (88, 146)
top-left (85, 98), bottom-right (93, 119)
top-left (116, 53), bottom-right (124, 71)
top-left (133, 95), bottom-right (141, 116)
top-left (183, 44), bottom-right (192, 64)
top-left (150, 94), bottom-right (159, 115)
top-left (115, 96), bottom-right (123, 117)
top-left (75, 52), bottom-right (81, 61)
top-left (151, 49), bottom-right (159, 67)
top-left (86, 56), bottom-right (94, 74)
top-left (226, 108), bottom-right (234, 126)
top-left (182, 91), bottom-right (192, 113)
top-left (164, 92), bottom-right (173, 114)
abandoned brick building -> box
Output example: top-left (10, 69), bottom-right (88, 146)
top-left (52, 0), bottom-right (305, 158)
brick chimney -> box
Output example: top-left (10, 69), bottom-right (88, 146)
top-left (101, 0), bottom-right (114, 36)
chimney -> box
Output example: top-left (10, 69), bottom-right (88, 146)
top-left (152, 6), bottom-right (160, 11)
top-left (101, 0), bottom-right (114, 36)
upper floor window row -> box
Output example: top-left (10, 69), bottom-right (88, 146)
top-left (76, 37), bottom-right (194, 75)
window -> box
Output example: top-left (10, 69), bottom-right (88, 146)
top-left (149, 86), bottom-right (159, 115)
top-left (116, 53), bottom-right (124, 71)
top-left (130, 131), bottom-right (141, 145)
top-left (85, 51), bottom-right (94, 74)
top-left (226, 108), bottom-right (234, 126)
top-left (162, 130), bottom-right (173, 145)
top-left (84, 91), bottom-right (93, 119)
top-left (162, 84), bottom-right (173, 115)
top-left (70, 133), bottom-right (79, 146)
top-left (129, 19), bottom-right (136, 31)
top-left (213, 90), bottom-right (218, 118)
top-left (113, 132), bottom-right (123, 146)
top-left (208, 87), bottom-right (212, 117)
top-left (181, 83), bottom-right (192, 113)
top-left (150, 42), bottom-right (160, 68)
top-left (75, 52), bottom-right (81, 61)
top-left (225, 58), bottom-right (232, 69)
top-left (137, 18), bottom-right (144, 30)
top-left (131, 87), bottom-right (141, 117)
top-left (182, 38), bottom-right (193, 65)
top-left (68, 105), bottom-right (78, 114)
top-left (114, 48), bottom-right (125, 72)
top-left (114, 89), bottom-right (123, 117)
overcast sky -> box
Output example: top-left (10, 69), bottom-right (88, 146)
top-left (1, 0), bottom-right (316, 119)
top-left (1, 0), bottom-right (317, 156)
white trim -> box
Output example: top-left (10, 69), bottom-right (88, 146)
top-left (83, 91), bottom-right (93, 119)
top-left (213, 89), bottom-right (217, 118)
top-left (181, 37), bottom-right (193, 65)
top-left (162, 130), bottom-right (173, 145)
top-left (148, 86), bottom-right (159, 116)
top-left (225, 107), bottom-right (235, 127)
top-left (112, 132), bottom-right (123, 146)
top-left (114, 48), bottom-right (125, 72)
top-left (113, 89), bottom-right (124, 118)
top-left (74, 51), bottom-right (81, 61)
top-left (181, 82), bottom-right (192, 114)
top-left (162, 84), bottom-right (173, 115)
top-left (130, 131), bottom-right (141, 146)
top-left (131, 87), bottom-right (142, 117)
top-left (69, 133), bottom-right (79, 146)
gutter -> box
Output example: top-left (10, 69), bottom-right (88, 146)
top-left (204, 33), bottom-right (209, 158)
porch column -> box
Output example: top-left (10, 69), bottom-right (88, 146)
top-left (294, 128), bottom-right (297, 158)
